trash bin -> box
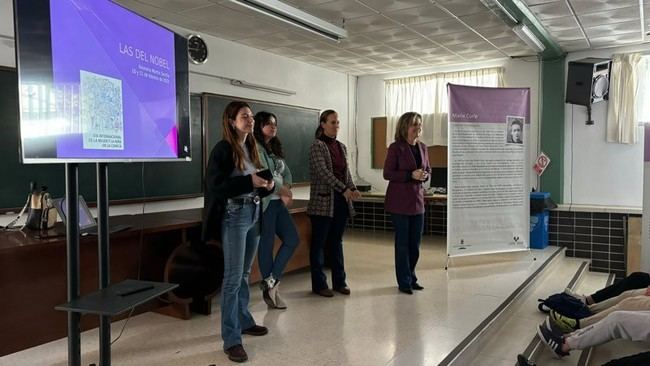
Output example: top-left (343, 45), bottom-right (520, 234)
top-left (530, 192), bottom-right (556, 249)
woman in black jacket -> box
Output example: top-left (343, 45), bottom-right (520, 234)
top-left (202, 101), bottom-right (274, 363)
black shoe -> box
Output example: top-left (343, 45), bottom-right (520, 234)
top-left (334, 286), bottom-right (351, 295)
top-left (399, 287), bottom-right (413, 295)
top-left (314, 288), bottom-right (334, 297)
top-left (242, 325), bottom-right (268, 336)
top-left (411, 283), bottom-right (424, 290)
top-left (225, 344), bottom-right (248, 363)
top-left (516, 354), bottom-right (536, 366)
top-left (536, 324), bottom-right (569, 359)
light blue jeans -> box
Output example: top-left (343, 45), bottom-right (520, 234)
top-left (220, 201), bottom-right (260, 349)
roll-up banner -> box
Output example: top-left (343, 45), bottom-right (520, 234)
top-left (447, 84), bottom-right (530, 257)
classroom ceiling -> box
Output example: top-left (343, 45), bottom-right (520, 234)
top-left (115, 0), bottom-right (650, 75)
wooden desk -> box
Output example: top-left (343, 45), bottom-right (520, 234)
top-left (0, 200), bottom-right (310, 356)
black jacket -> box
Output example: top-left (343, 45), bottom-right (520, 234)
top-left (202, 140), bottom-right (271, 242)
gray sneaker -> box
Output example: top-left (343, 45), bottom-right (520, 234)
top-left (274, 282), bottom-right (287, 310)
top-left (261, 276), bottom-right (277, 308)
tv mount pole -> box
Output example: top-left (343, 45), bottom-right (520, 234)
top-left (65, 163), bottom-right (81, 366)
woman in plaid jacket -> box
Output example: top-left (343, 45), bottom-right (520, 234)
top-left (307, 109), bottom-right (361, 297)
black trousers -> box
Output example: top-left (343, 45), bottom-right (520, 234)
top-left (309, 193), bottom-right (349, 291)
top-left (602, 351), bottom-right (650, 366)
top-left (590, 272), bottom-right (650, 303)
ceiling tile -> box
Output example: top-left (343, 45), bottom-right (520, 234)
top-left (361, 26), bottom-right (420, 43)
top-left (382, 5), bottom-right (450, 26)
top-left (343, 14), bottom-right (400, 33)
top-left (436, 0), bottom-right (489, 17)
top-left (458, 11), bottom-right (504, 30)
top-left (540, 16), bottom-right (582, 33)
top-left (476, 25), bottom-right (515, 39)
top-left (238, 31), bottom-right (316, 49)
top-left (386, 37), bottom-right (439, 51)
top-left (410, 19), bottom-right (470, 37)
top-left (577, 7), bottom-right (640, 27)
top-left (590, 32), bottom-right (644, 48)
top-left (522, 0), bottom-right (563, 5)
top-left (135, 0), bottom-right (215, 12)
top-left (405, 47), bottom-right (444, 59)
top-left (528, 2), bottom-right (570, 20)
top-left (280, 0), bottom-right (336, 8)
top-left (431, 32), bottom-right (485, 47)
top-left (353, 0), bottom-right (424, 13)
top-left (489, 36), bottom-right (528, 50)
top-left (448, 41), bottom-right (500, 55)
top-left (264, 46), bottom-right (309, 58)
top-left (301, 0), bottom-right (377, 22)
top-left (114, 0), bottom-right (172, 18)
top-left (151, 9), bottom-right (210, 31)
top-left (557, 39), bottom-right (590, 51)
top-left (336, 34), bottom-right (381, 49)
top-left (549, 27), bottom-right (585, 42)
top-left (584, 20), bottom-right (641, 39)
top-left (569, 0), bottom-right (638, 14)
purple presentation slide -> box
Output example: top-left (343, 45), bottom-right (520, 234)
top-left (49, 0), bottom-right (178, 159)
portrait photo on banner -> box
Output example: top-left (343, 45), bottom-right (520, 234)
top-left (505, 116), bottom-right (524, 145)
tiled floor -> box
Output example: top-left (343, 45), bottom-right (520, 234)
top-left (1, 230), bottom-right (558, 366)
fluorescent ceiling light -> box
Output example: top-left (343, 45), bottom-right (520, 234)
top-left (230, 79), bottom-right (296, 96)
top-left (229, 0), bottom-right (348, 42)
top-left (512, 24), bottom-right (545, 52)
top-left (480, 0), bottom-right (518, 26)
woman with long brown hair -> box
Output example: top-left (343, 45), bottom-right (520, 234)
top-left (253, 111), bottom-right (299, 309)
top-left (202, 101), bottom-right (275, 363)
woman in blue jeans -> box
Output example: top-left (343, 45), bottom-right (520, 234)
top-left (253, 111), bottom-right (299, 309)
top-left (383, 112), bottom-right (430, 294)
top-left (202, 101), bottom-right (275, 363)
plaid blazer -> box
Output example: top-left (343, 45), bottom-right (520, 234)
top-left (307, 139), bottom-right (356, 217)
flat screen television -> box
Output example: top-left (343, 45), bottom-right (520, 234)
top-left (429, 167), bottom-right (448, 189)
top-left (14, 0), bottom-right (191, 163)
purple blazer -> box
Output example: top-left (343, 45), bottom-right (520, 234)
top-left (383, 141), bottom-right (431, 215)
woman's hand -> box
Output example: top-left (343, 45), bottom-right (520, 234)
top-left (411, 169), bottom-right (427, 181)
top-left (279, 185), bottom-right (293, 206)
top-left (279, 185), bottom-right (292, 198)
top-left (343, 189), bottom-right (361, 202)
top-left (252, 173), bottom-right (274, 190)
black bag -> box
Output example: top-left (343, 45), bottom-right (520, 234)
top-left (538, 292), bottom-right (592, 319)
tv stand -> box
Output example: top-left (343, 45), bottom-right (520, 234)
top-left (56, 163), bottom-right (177, 366)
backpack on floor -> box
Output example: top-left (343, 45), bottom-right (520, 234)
top-left (537, 292), bottom-right (592, 319)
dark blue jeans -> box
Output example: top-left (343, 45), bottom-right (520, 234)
top-left (258, 199), bottom-right (299, 281)
top-left (391, 213), bottom-right (424, 290)
top-left (309, 193), bottom-right (349, 292)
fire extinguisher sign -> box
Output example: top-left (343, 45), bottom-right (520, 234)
top-left (533, 152), bottom-right (550, 176)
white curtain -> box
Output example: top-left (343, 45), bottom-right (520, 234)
top-left (606, 53), bottom-right (642, 144)
top-left (385, 67), bottom-right (504, 146)
top-left (636, 56), bottom-right (650, 124)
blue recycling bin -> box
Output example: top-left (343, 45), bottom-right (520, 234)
top-left (530, 192), bottom-right (551, 249)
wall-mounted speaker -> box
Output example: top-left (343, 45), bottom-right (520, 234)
top-left (565, 58), bottom-right (611, 106)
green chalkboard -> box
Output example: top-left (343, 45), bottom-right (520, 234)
top-left (0, 68), bottom-right (203, 210)
top-left (204, 94), bottom-right (318, 183)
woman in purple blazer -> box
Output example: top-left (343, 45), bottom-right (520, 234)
top-left (383, 112), bottom-right (430, 294)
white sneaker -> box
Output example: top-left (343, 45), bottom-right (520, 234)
top-left (564, 287), bottom-right (586, 304)
top-left (274, 282), bottom-right (287, 310)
